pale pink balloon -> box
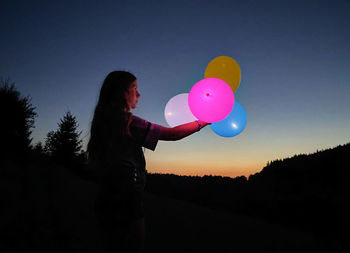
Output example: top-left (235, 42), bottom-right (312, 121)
top-left (164, 93), bottom-right (197, 127)
top-left (188, 78), bottom-right (234, 123)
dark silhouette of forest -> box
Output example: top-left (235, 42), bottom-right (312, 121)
top-left (1, 79), bottom-right (349, 252)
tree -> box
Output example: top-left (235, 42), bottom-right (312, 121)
top-left (31, 141), bottom-right (49, 162)
top-left (44, 131), bottom-right (59, 156)
top-left (33, 141), bottom-right (44, 154)
top-left (0, 78), bottom-right (37, 162)
top-left (44, 111), bottom-right (82, 166)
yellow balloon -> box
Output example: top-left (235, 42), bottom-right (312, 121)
top-left (204, 56), bottom-right (241, 93)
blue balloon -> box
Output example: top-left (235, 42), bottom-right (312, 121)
top-left (210, 101), bottom-right (247, 137)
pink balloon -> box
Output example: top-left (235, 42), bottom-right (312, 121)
top-left (188, 78), bottom-right (234, 123)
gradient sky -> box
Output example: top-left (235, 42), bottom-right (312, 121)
top-left (1, 0), bottom-right (350, 178)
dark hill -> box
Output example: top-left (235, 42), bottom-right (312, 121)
top-left (2, 142), bottom-right (349, 251)
top-left (146, 142), bottom-right (350, 248)
top-left (249, 142), bottom-right (350, 191)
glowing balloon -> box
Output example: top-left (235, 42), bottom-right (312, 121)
top-left (164, 93), bottom-right (197, 127)
top-left (188, 78), bottom-right (234, 123)
top-left (210, 101), bottom-right (247, 137)
top-left (204, 56), bottom-right (241, 93)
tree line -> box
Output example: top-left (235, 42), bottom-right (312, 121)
top-left (0, 78), bottom-right (86, 168)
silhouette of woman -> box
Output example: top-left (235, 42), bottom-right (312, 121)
top-left (87, 71), bottom-right (209, 253)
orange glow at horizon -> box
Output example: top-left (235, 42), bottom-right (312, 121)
top-left (146, 159), bottom-right (266, 178)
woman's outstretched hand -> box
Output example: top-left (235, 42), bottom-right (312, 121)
top-left (198, 120), bottom-right (211, 129)
top-left (160, 120), bottom-right (211, 141)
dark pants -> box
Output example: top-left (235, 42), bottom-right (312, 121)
top-left (95, 192), bottom-right (146, 253)
top-left (101, 217), bottom-right (145, 253)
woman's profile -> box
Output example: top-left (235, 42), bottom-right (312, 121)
top-left (87, 71), bottom-right (209, 253)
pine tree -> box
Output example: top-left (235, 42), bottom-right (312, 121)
top-left (33, 141), bottom-right (44, 154)
top-left (0, 78), bottom-right (37, 162)
top-left (45, 111), bottom-right (82, 165)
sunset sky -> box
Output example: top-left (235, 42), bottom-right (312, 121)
top-left (1, 0), bottom-right (349, 178)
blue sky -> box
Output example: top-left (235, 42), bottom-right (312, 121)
top-left (1, 0), bottom-right (349, 177)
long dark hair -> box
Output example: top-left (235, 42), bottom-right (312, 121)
top-left (87, 71), bottom-right (136, 167)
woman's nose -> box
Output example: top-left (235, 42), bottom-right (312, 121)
top-left (137, 91), bottom-right (140, 97)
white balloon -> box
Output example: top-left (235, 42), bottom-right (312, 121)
top-left (164, 93), bottom-right (197, 127)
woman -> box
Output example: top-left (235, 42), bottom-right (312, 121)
top-left (87, 71), bottom-right (209, 252)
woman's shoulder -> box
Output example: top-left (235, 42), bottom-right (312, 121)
top-left (129, 114), bottom-right (149, 128)
top-left (128, 114), bottom-right (162, 151)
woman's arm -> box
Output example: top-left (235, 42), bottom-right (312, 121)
top-left (159, 120), bottom-right (210, 141)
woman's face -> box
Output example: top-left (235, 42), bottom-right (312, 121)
top-left (125, 80), bottom-right (140, 110)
